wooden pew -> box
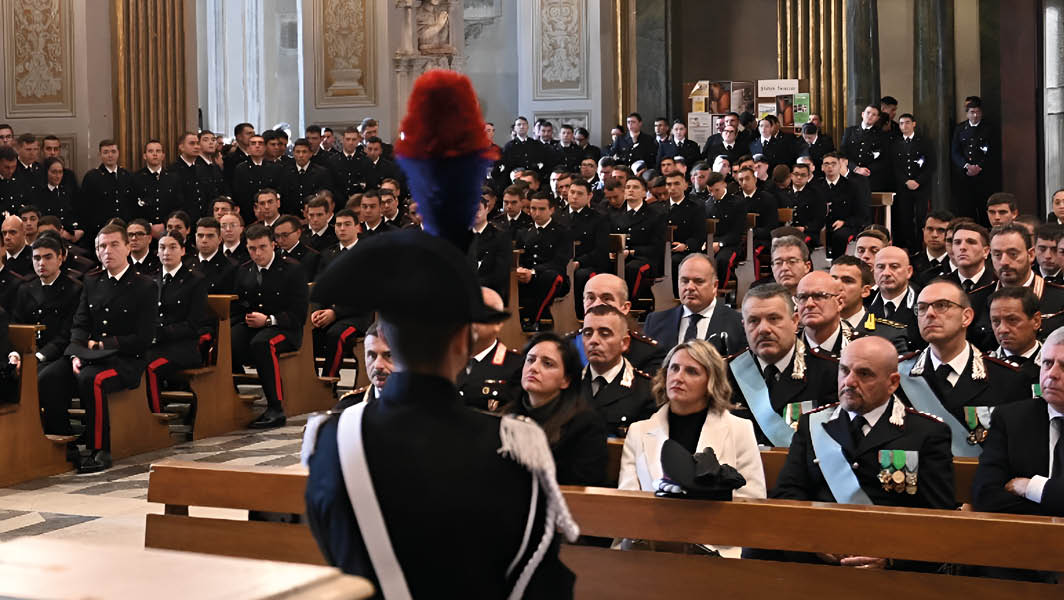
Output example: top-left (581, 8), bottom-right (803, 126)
top-left (650, 226), bottom-right (679, 312)
top-left (550, 257), bottom-right (581, 335)
top-left (108, 375), bottom-right (176, 460)
top-left (871, 192), bottom-right (895, 236)
top-left (0, 325), bottom-right (74, 486)
top-left (609, 233), bottom-right (626, 278)
top-left (276, 309), bottom-right (338, 417)
top-left (704, 218), bottom-right (718, 261)
top-left (498, 249), bottom-right (525, 350)
top-left (175, 295), bottom-right (257, 440)
top-left (561, 487), bottom-right (1064, 599)
top-left (145, 460), bottom-right (1064, 599)
top-left (777, 207), bottom-right (794, 226)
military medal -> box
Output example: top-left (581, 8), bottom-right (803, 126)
top-left (905, 452), bottom-right (919, 495)
top-left (892, 450), bottom-right (907, 493)
top-left (785, 401), bottom-right (813, 432)
top-left (878, 450), bottom-right (893, 490)
top-left (964, 406), bottom-right (993, 445)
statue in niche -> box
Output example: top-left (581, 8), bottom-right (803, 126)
top-left (417, 0), bottom-right (455, 55)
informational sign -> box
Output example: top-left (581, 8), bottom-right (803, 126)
top-left (757, 79), bottom-right (800, 96)
top-left (794, 92), bottom-right (811, 125)
top-left (687, 111), bottom-right (713, 147)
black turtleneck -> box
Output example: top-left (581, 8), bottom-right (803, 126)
top-left (668, 405), bottom-right (710, 454)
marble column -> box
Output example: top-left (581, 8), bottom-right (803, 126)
top-left (844, 0), bottom-right (880, 125)
top-left (913, 0), bottom-right (955, 211)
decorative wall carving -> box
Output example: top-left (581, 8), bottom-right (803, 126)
top-left (314, 0), bottom-right (375, 107)
top-left (532, 111), bottom-right (590, 133)
top-left (3, 0), bottom-right (75, 117)
top-left (463, 0), bottom-right (501, 44)
top-left (533, 0), bottom-right (588, 100)
top-left (417, 0), bottom-right (455, 55)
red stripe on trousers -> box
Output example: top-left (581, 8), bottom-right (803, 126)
top-left (93, 368), bottom-right (119, 449)
top-left (330, 326), bottom-right (358, 377)
top-left (754, 245), bottom-right (765, 276)
top-left (146, 357), bottom-right (169, 413)
top-left (268, 334), bottom-right (287, 405)
top-left (534, 275), bottom-right (564, 322)
top-left (723, 252), bottom-right (737, 287)
top-left (632, 263), bottom-right (650, 298)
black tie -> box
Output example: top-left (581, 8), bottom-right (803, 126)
top-left (683, 313), bottom-right (703, 342)
top-left (884, 302), bottom-right (896, 319)
top-left (593, 376), bottom-right (607, 397)
top-left (764, 364), bottom-right (780, 392)
top-left (256, 269), bottom-right (264, 286)
top-left (905, 137), bottom-right (912, 145)
top-left (849, 414), bottom-right (868, 446)
top-left (962, 279), bottom-right (974, 293)
top-left (162, 273), bottom-right (173, 286)
top-left (935, 363), bottom-right (953, 390)
top-left (725, 145), bottom-right (732, 151)
top-left (1052, 417), bottom-right (1064, 479)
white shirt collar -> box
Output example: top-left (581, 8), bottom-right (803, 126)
top-left (148, 166), bottom-right (162, 175)
top-left (199, 249), bottom-right (218, 262)
top-left (535, 218), bottom-right (552, 230)
top-left (312, 224), bottom-right (331, 236)
top-left (904, 135), bottom-right (914, 142)
top-left (223, 241), bottom-right (241, 252)
top-left (590, 358), bottom-right (626, 384)
top-left (806, 324), bottom-right (842, 352)
top-left (1022, 271), bottom-right (1037, 288)
top-left (1005, 340), bottom-right (1041, 359)
top-left (968, 120), bottom-right (981, 127)
top-left (825, 175), bottom-right (841, 186)
top-left (756, 343), bottom-right (796, 375)
top-left (846, 396), bottom-right (891, 430)
top-left (681, 298), bottom-right (716, 322)
top-left (180, 157), bottom-right (196, 168)
top-left (843, 308), bottom-right (867, 330)
top-left (627, 200), bottom-right (644, 212)
top-left (109, 264), bottom-right (131, 282)
top-left (926, 248), bottom-right (946, 263)
top-left (961, 265), bottom-right (986, 286)
top-left (473, 339), bottom-right (499, 363)
top-left (930, 342), bottom-right (971, 376)
top-left (258, 254), bottom-right (276, 272)
top-left (472, 222), bottom-right (488, 234)
top-left (47, 183), bottom-right (58, 192)
top-left (340, 240), bottom-right (357, 252)
top-left (6, 246), bottom-right (26, 261)
top-left (162, 264), bottom-right (181, 278)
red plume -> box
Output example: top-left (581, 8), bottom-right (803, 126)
top-left (394, 70), bottom-right (500, 161)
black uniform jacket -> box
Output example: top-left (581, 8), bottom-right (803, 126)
top-left (231, 254), bottom-right (309, 346)
top-left (11, 273), bottom-right (82, 362)
top-left (305, 372), bottom-right (575, 598)
top-left (67, 268), bottom-right (157, 369)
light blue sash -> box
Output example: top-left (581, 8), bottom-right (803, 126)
top-left (897, 358), bottom-right (980, 458)
top-left (730, 352), bottom-right (795, 447)
top-left (808, 408), bottom-right (873, 505)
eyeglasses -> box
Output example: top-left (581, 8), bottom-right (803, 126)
top-left (795, 291), bottom-right (838, 304)
top-left (127, 231), bottom-right (149, 238)
top-left (771, 257), bottom-right (805, 268)
top-left (915, 299), bottom-right (965, 316)
top-left (274, 230), bottom-right (297, 239)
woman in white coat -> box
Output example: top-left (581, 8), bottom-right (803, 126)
top-left (617, 339), bottom-right (766, 558)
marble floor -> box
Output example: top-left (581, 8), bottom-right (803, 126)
top-left (0, 414), bottom-right (310, 550)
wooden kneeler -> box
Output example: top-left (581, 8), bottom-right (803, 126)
top-left (0, 325), bottom-right (74, 486)
top-left (108, 375), bottom-right (174, 460)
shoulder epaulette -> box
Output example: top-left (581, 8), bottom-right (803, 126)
top-left (808, 402), bottom-right (839, 414)
top-left (334, 386), bottom-right (368, 407)
top-left (982, 354), bottom-right (1021, 372)
top-left (1045, 279), bottom-right (1064, 290)
top-left (969, 281), bottom-right (995, 294)
top-left (874, 317), bottom-right (909, 330)
top-left (898, 351), bottom-right (920, 362)
top-left (807, 349), bottom-right (840, 363)
top-left (562, 329), bottom-right (579, 340)
top-left (904, 406), bottom-right (944, 423)
top-left (724, 349), bottom-right (746, 362)
top-left (633, 368), bottom-right (652, 379)
top-left (629, 329), bottom-right (659, 345)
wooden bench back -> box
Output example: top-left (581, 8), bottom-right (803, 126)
top-left (145, 460), bottom-right (1064, 599)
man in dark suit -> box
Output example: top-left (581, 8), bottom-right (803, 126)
top-left (223, 122), bottom-right (254, 187)
top-left (273, 214), bottom-right (320, 277)
top-left (796, 270), bottom-right (861, 359)
top-left (38, 224), bottom-right (158, 473)
top-left (819, 152), bottom-right (870, 257)
top-left (129, 139), bottom-right (184, 228)
top-left (610, 177), bottom-right (665, 301)
top-left (11, 235), bottom-right (82, 375)
top-left (492, 184), bottom-right (533, 243)
top-left (219, 213), bottom-right (250, 264)
top-left (972, 326), bottom-right (1064, 517)
top-left (144, 231), bottom-right (210, 414)
top-left (772, 336), bottom-right (956, 515)
top-left (644, 253), bottom-right (745, 357)
top-left (663, 172), bottom-right (704, 294)
top-left (889, 114), bottom-right (935, 251)
top-left (580, 305), bottom-right (653, 437)
top-left (125, 219), bottom-right (162, 276)
top-left (728, 283), bottom-right (840, 447)
top-left (0, 145), bottom-right (31, 215)
top-left (911, 211), bottom-right (955, 285)
top-left (658, 120), bottom-right (703, 168)
top-left (168, 132), bottom-right (219, 219)
top-left (786, 163), bottom-right (826, 248)
top-left (472, 196), bottom-right (509, 302)
top-left (329, 126), bottom-right (369, 204)
top-left (702, 120), bottom-right (748, 167)
top-left (704, 172), bottom-right (747, 285)
top-left (986, 287), bottom-right (1043, 386)
top-left (81, 139), bottom-right (135, 234)
top-left (309, 213), bottom-right (371, 379)
top-left (279, 139), bottom-right (334, 216)
top-left (608, 112), bottom-right (657, 166)
top-left (515, 193), bottom-right (572, 331)
top-left (230, 224), bottom-right (309, 428)
top-left (866, 246), bottom-right (923, 351)
top-left (303, 196), bottom-right (338, 252)
top-left (458, 287), bottom-right (523, 413)
top-left (831, 256), bottom-right (911, 353)
top-left (315, 209), bottom-right (360, 278)
top-left (191, 217), bottom-right (237, 294)
top-left (552, 124), bottom-right (586, 172)
top-left (380, 187), bottom-right (413, 229)
top-left (565, 179), bottom-right (609, 318)
top-left (357, 190), bottom-right (397, 239)
top-left (231, 134), bottom-right (281, 218)
top-left (840, 105), bottom-right (890, 192)
top-left (361, 136), bottom-right (403, 192)
top-left (356, 118), bottom-right (395, 161)
top-left (496, 117), bottom-right (541, 190)
top-left (2, 215), bottom-right (32, 278)
top-left (797, 123), bottom-right (835, 172)
top-left (748, 116), bottom-right (795, 171)
top-left (734, 167), bottom-right (780, 261)
top-left (951, 96), bottom-right (998, 222)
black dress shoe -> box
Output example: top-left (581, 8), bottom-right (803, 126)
top-left (66, 443), bottom-right (82, 465)
top-left (77, 450), bottom-right (112, 474)
top-left (248, 410), bottom-right (286, 429)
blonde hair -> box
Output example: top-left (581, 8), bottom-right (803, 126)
top-left (650, 340), bottom-right (735, 413)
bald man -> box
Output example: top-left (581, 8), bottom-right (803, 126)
top-left (457, 287), bottom-right (523, 412)
top-left (2, 215), bottom-right (30, 277)
top-left (867, 246), bottom-right (924, 351)
top-left (569, 273), bottom-right (667, 371)
top-left (797, 271), bottom-right (857, 358)
top-left (773, 335), bottom-right (955, 509)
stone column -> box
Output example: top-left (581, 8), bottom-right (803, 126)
top-left (913, 0), bottom-right (955, 211)
top-left (845, 0), bottom-right (880, 125)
